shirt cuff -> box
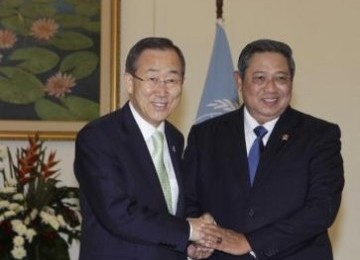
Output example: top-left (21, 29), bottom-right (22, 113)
top-left (188, 220), bottom-right (193, 240)
top-left (250, 250), bottom-right (257, 258)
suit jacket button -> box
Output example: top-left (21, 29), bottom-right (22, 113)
top-left (248, 209), bottom-right (255, 217)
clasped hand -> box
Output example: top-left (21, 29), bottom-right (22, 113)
top-left (187, 213), bottom-right (251, 259)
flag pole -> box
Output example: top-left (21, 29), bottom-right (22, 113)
top-left (216, 0), bottom-right (223, 20)
top-left (195, 0), bottom-right (239, 124)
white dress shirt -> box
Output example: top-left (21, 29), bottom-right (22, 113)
top-left (129, 102), bottom-right (179, 215)
top-left (243, 107), bottom-right (279, 154)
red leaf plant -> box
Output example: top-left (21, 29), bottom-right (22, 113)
top-left (0, 134), bottom-right (81, 260)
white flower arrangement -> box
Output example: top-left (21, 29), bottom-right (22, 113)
top-left (0, 135), bottom-right (81, 260)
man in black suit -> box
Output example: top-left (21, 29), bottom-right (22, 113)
top-left (74, 37), bottom-right (215, 260)
top-left (183, 39), bottom-right (344, 259)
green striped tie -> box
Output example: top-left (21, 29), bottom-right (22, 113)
top-left (151, 131), bottom-right (173, 213)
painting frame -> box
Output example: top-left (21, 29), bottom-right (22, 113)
top-left (0, 0), bottom-right (120, 140)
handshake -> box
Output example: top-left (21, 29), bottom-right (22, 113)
top-left (187, 213), bottom-right (252, 259)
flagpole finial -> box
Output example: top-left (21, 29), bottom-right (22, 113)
top-left (216, 0), bottom-right (223, 20)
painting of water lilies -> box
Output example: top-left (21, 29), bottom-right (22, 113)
top-left (0, 0), bottom-right (119, 139)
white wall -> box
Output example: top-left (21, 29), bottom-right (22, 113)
top-left (1, 0), bottom-right (359, 259)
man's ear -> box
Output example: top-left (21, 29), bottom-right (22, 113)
top-left (234, 71), bottom-right (242, 93)
top-left (124, 72), bottom-right (134, 95)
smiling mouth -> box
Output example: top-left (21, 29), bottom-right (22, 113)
top-left (152, 101), bottom-right (167, 109)
top-left (263, 97), bottom-right (277, 103)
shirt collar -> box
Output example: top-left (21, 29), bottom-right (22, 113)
top-left (129, 102), bottom-right (165, 141)
top-left (244, 106), bottom-right (279, 136)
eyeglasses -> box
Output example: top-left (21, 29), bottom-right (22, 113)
top-left (132, 74), bottom-right (183, 88)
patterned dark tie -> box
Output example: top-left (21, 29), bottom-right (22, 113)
top-left (248, 126), bottom-right (268, 186)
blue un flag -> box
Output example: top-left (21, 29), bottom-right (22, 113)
top-left (195, 22), bottom-right (239, 124)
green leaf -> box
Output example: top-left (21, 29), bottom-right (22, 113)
top-left (19, 2), bottom-right (56, 18)
top-left (0, 67), bottom-right (44, 104)
top-left (63, 96), bottom-right (99, 120)
top-left (82, 20), bottom-right (100, 33)
top-left (35, 96), bottom-right (99, 121)
top-left (55, 14), bottom-right (91, 29)
top-left (54, 187), bottom-right (79, 201)
top-left (33, 177), bottom-right (57, 210)
top-left (32, 0), bottom-right (56, 3)
top-left (0, 0), bottom-right (22, 9)
top-left (30, 233), bottom-right (70, 260)
top-left (64, 0), bottom-right (98, 5)
top-left (1, 15), bottom-right (31, 36)
top-left (34, 98), bottom-right (80, 121)
top-left (54, 14), bottom-right (100, 32)
top-left (60, 51), bottom-right (98, 79)
top-left (0, 5), bottom-right (17, 18)
top-left (9, 47), bottom-right (60, 74)
top-left (75, 3), bottom-right (100, 17)
top-left (50, 31), bottom-right (93, 50)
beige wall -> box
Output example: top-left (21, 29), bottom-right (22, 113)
top-left (120, 0), bottom-right (360, 258)
top-left (1, 1), bottom-right (358, 259)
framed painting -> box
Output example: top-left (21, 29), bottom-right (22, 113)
top-left (0, 0), bottom-right (120, 140)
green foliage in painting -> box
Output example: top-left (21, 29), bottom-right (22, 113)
top-left (35, 96), bottom-right (99, 121)
top-left (0, 67), bottom-right (44, 104)
top-left (60, 51), bottom-right (98, 79)
top-left (50, 31), bottom-right (93, 50)
top-left (9, 47), bottom-right (60, 74)
top-left (0, 0), bottom-right (101, 121)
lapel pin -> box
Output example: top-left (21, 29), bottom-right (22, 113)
top-left (172, 146), bottom-right (176, 153)
top-left (281, 134), bottom-right (289, 141)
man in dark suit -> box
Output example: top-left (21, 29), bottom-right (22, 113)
top-left (183, 39), bottom-right (344, 259)
top-left (74, 37), bottom-right (215, 260)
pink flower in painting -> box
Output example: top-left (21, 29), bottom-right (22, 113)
top-left (45, 72), bottom-right (76, 98)
top-left (0, 29), bottom-right (18, 49)
top-left (30, 18), bottom-right (60, 41)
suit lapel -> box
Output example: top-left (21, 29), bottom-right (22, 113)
top-left (120, 104), bottom-right (168, 207)
top-left (164, 123), bottom-right (184, 216)
top-left (218, 107), bottom-right (252, 193)
top-left (254, 107), bottom-right (300, 187)
top-left (234, 108), bottom-right (253, 192)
